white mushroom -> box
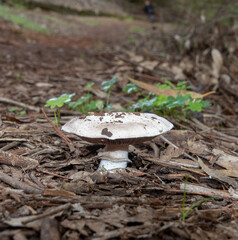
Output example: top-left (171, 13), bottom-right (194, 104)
top-left (62, 112), bottom-right (173, 171)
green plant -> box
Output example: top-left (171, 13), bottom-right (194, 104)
top-left (8, 106), bottom-right (26, 115)
top-left (48, 77), bottom-right (118, 116)
top-left (123, 80), bottom-right (211, 117)
top-left (45, 93), bottom-right (75, 127)
top-left (181, 176), bottom-right (219, 221)
top-left (15, 72), bottom-right (21, 79)
top-left (68, 93), bottom-right (104, 114)
top-left (128, 35), bottom-right (137, 45)
top-left (124, 16), bottom-right (134, 21)
top-left (0, 4), bottom-right (50, 33)
top-left (129, 26), bottom-right (146, 35)
top-left (101, 77), bottom-right (118, 111)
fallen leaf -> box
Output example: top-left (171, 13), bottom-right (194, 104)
top-left (197, 157), bottom-right (238, 188)
top-left (160, 145), bottom-right (184, 161)
top-left (128, 77), bottom-right (214, 98)
top-left (186, 139), bottom-right (210, 155)
top-left (139, 61), bottom-right (158, 71)
top-left (212, 149), bottom-right (238, 170)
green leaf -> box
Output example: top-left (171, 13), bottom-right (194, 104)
top-left (88, 100), bottom-right (104, 111)
top-left (9, 107), bottom-right (18, 112)
top-left (175, 81), bottom-right (191, 90)
top-left (166, 95), bottom-right (186, 109)
top-left (85, 82), bottom-right (95, 89)
top-left (153, 95), bottom-right (168, 106)
top-left (200, 100), bottom-right (211, 108)
top-left (123, 83), bottom-right (139, 93)
top-left (95, 100), bottom-right (104, 111)
top-left (132, 98), bottom-right (156, 111)
top-left (45, 93), bottom-right (75, 109)
top-left (156, 83), bottom-right (171, 89)
top-left (187, 101), bottom-right (203, 112)
top-left (165, 80), bottom-right (176, 89)
top-left (102, 77), bottom-right (118, 92)
top-left (19, 110), bottom-right (26, 115)
top-left (68, 94), bottom-right (92, 110)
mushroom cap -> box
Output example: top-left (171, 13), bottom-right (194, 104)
top-left (62, 112), bottom-right (173, 144)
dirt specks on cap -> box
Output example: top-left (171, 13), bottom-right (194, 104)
top-left (101, 128), bottom-right (113, 137)
top-left (115, 112), bottom-right (126, 118)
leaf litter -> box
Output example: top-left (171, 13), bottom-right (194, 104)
top-left (0, 2), bottom-right (238, 239)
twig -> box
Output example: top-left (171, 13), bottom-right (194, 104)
top-left (0, 171), bottom-right (42, 194)
top-left (180, 183), bottom-right (232, 198)
top-left (37, 168), bottom-right (69, 179)
top-left (41, 108), bottom-right (78, 149)
top-left (192, 118), bottom-right (238, 143)
top-left (0, 97), bottom-right (40, 112)
top-left (29, 171), bottom-right (45, 188)
top-left (22, 203), bottom-right (71, 225)
top-left (159, 135), bottom-right (198, 162)
top-left (0, 150), bottom-right (39, 169)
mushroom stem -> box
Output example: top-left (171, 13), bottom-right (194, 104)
top-left (98, 145), bottom-right (130, 171)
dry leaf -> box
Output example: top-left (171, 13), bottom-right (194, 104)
top-left (130, 55), bottom-right (144, 63)
top-left (128, 77), bottom-right (214, 98)
top-left (186, 139), bottom-right (209, 155)
top-left (86, 220), bottom-right (107, 234)
top-left (212, 48), bottom-right (223, 78)
top-left (61, 219), bottom-right (85, 232)
top-left (69, 171), bottom-right (94, 183)
top-left (171, 65), bottom-right (186, 80)
top-left (215, 169), bottom-right (238, 178)
top-left (139, 61), bottom-right (158, 71)
top-left (197, 157), bottom-right (238, 189)
top-left (212, 149), bottom-right (238, 170)
top-left (160, 145), bottom-right (184, 162)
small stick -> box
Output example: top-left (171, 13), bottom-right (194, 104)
top-left (22, 203), bottom-right (71, 225)
top-left (159, 135), bottom-right (198, 162)
top-left (29, 171), bottom-right (45, 188)
top-left (37, 169), bottom-right (69, 179)
top-left (180, 183), bottom-right (231, 198)
top-left (0, 97), bottom-right (40, 112)
top-left (41, 108), bottom-right (78, 148)
top-left (0, 150), bottom-right (39, 169)
top-left (0, 172), bottom-right (41, 194)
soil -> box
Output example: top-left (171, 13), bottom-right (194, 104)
top-left (0, 3), bottom-right (238, 240)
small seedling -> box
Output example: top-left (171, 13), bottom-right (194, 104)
top-left (45, 93), bottom-right (75, 127)
top-left (123, 83), bottom-right (139, 94)
top-left (101, 77), bottom-right (118, 111)
top-left (15, 72), bottom-right (21, 79)
top-left (8, 106), bottom-right (26, 115)
top-left (124, 16), bottom-right (134, 22)
top-left (181, 176), bottom-right (219, 221)
top-left (68, 94), bottom-right (104, 114)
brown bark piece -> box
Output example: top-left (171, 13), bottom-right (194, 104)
top-left (40, 218), bottom-right (60, 240)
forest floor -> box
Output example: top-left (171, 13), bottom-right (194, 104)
top-left (0, 3), bottom-right (238, 240)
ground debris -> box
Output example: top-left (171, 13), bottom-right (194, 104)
top-left (0, 3), bottom-right (238, 239)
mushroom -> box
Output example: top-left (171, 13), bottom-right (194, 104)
top-left (62, 112), bottom-right (173, 171)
